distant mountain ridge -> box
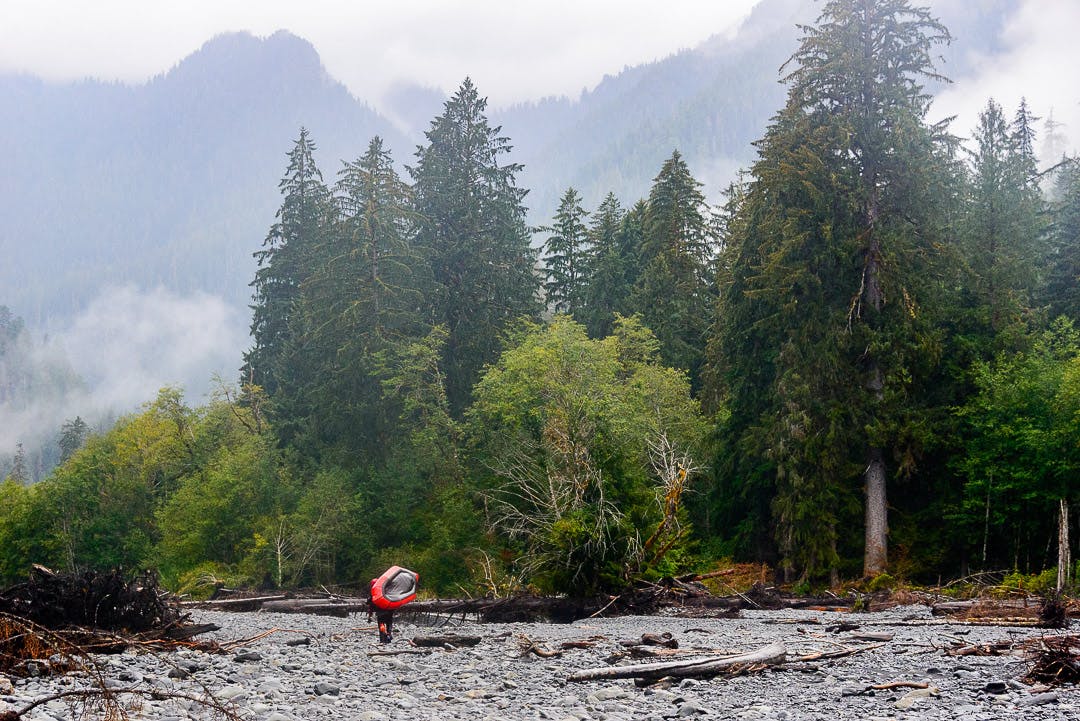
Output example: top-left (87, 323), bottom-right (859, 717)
top-left (1, 31), bottom-right (405, 325)
top-left (0, 0), bottom-right (1017, 328)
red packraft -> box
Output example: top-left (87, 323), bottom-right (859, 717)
top-left (369, 565), bottom-right (419, 610)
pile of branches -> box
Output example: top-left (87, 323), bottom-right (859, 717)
top-left (948, 633), bottom-right (1080, 687)
top-left (1025, 635), bottom-right (1080, 686)
top-left (0, 567), bottom-right (217, 676)
top-left (0, 566), bottom-right (183, 635)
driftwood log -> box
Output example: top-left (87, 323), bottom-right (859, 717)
top-left (259, 600), bottom-right (359, 617)
top-left (183, 584), bottom-right (862, 621)
top-left (182, 595), bottom-right (288, 612)
top-left (411, 634), bottom-right (483, 648)
top-left (568, 642), bottom-right (786, 682)
top-left (930, 599), bottom-right (1038, 616)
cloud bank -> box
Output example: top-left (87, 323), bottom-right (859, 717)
top-left (0, 286), bottom-right (249, 458)
top-left (932, 0), bottom-right (1080, 165)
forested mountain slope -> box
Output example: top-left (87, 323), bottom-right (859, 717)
top-left (0, 31), bottom-right (404, 324)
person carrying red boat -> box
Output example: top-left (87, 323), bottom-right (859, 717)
top-left (366, 565), bottom-right (419, 643)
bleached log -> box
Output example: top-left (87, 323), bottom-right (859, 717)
top-left (568, 642), bottom-right (786, 682)
top-left (181, 595), bottom-right (288, 612)
top-left (260, 600), bottom-right (359, 617)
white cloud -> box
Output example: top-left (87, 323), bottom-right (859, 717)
top-left (49, 285), bottom-right (248, 409)
top-left (931, 0), bottom-right (1080, 166)
top-left (0, 286), bottom-right (248, 456)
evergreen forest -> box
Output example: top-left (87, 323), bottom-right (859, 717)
top-left (2, 0), bottom-right (1079, 597)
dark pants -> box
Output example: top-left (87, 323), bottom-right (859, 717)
top-left (376, 610), bottom-right (394, 643)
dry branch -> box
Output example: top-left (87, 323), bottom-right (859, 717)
top-left (792, 642), bottom-right (888, 662)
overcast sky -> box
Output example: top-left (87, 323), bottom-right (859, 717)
top-left (0, 0), bottom-right (759, 108)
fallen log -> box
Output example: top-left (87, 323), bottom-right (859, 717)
top-left (182, 595), bottom-right (288, 612)
top-left (847, 632), bottom-right (894, 642)
top-left (931, 599), bottom-right (1038, 617)
top-left (260, 600), bottom-right (360, 617)
top-left (412, 634), bottom-right (483, 648)
top-left (568, 642), bottom-right (786, 682)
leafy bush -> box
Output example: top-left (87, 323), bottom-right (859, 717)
top-left (175, 562), bottom-right (252, 600)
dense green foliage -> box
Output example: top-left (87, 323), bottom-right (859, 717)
top-left (953, 320), bottom-right (1080, 572)
top-left (3, 2), bottom-right (1078, 596)
top-left (467, 316), bottom-right (706, 592)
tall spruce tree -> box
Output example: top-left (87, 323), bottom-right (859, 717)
top-left (289, 136), bottom-right (428, 460)
top-left (633, 151), bottom-right (716, 388)
top-left (410, 79), bottom-right (540, 414)
top-left (245, 128), bottom-right (331, 399)
top-left (709, 0), bottom-right (954, 579)
top-left (331, 136), bottom-right (425, 343)
top-left (959, 99), bottom-right (1044, 350)
top-left (541, 187), bottom-right (590, 315)
top-left (582, 193), bottom-right (633, 338)
top-left (1045, 158), bottom-right (1080, 323)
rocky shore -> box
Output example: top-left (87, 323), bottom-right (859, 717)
top-left (2, 604), bottom-right (1076, 720)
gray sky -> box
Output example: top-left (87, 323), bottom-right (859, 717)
top-left (0, 0), bottom-right (759, 109)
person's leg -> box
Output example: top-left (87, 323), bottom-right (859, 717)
top-left (377, 611), bottom-right (393, 643)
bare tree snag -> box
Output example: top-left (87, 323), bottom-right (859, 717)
top-left (1058, 499), bottom-right (1070, 593)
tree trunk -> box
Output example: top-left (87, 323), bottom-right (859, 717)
top-left (1057, 499), bottom-right (1070, 593)
top-left (864, 445), bottom-right (888, 576)
top-left (860, 172), bottom-right (887, 577)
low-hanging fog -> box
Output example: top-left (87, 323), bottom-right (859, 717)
top-left (0, 286), bottom-right (248, 468)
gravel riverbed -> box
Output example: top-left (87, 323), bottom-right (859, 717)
top-left (2, 605), bottom-right (1077, 720)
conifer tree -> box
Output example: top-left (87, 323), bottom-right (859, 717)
top-left (291, 136), bottom-right (428, 460)
top-left (330, 136), bottom-right (425, 343)
top-left (710, 0), bottom-right (955, 579)
top-left (582, 193), bottom-right (633, 338)
top-left (1045, 158), bottom-right (1080, 322)
top-left (541, 187), bottom-right (590, 315)
top-left (8, 443), bottom-right (26, 484)
top-left (58, 417), bottom-right (90, 463)
top-left (959, 99), bottom-right (1044, 348)
top-left (245, 128), bottom-right (331, 398)
top-left (632, 151), bottom-right (715, 389)
top-left (410, 79), bottom-right (540, 414)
